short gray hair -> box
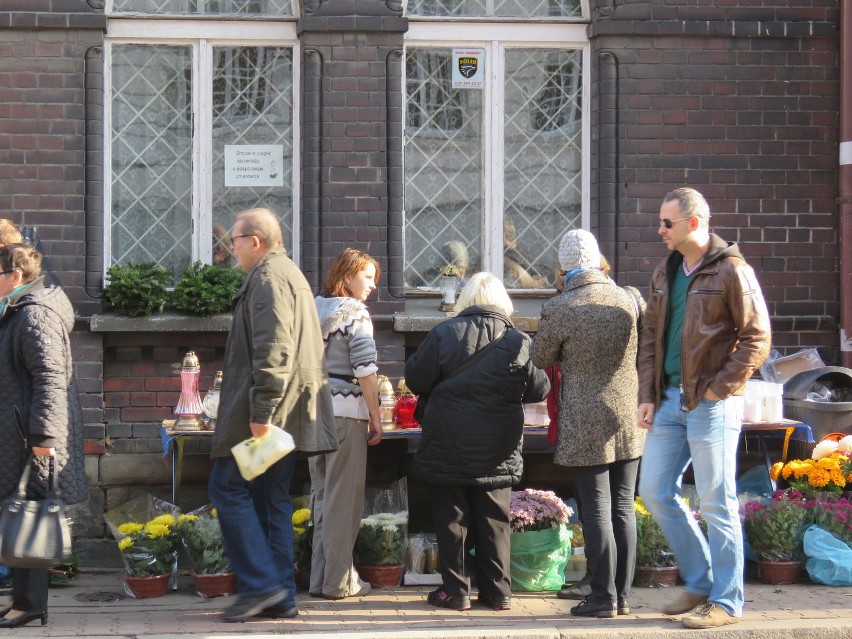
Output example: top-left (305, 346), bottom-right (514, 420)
top-left (456, 272), bottom-right (514, 316)
top-left (663, 187), bottom-right (711, 222)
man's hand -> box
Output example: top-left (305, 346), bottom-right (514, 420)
top-left (250, 422), bottom-right (270, 438)
top-left (704, 388), bottom-right (721, 401)
top-left (367, 415), bottom-right (383, 446)
top-left (637, 403), bottom-right (655, 430)
top-left (32, 446), bottom-right (56, 457)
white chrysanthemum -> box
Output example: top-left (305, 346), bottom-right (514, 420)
top-left (383, 524), bottom-right (397, 532)
top-left (837, 435), bottom-right (852, 454)
top-left (812, 439), bottom-right (839, 460)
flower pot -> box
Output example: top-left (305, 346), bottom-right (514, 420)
top-left (125, 573), bottom-right (170, 599)
top-left (193, 572), bottom-right (236, 597)
top-left (757, 560), bottom-right (803, 585)
top-left (634, 565), bottom-right (679, 588)
top-left (356, 563), bottom-right (404, 589)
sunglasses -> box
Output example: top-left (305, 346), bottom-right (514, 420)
top-left (659, 216), bottom-right (693, 230)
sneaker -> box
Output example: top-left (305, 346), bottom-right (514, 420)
top-left (222, 589), bottom-right (286, 623)
top-left (661, 590), bottom-right (709, 615)
top-left (617, 599), bottom-right (630, 615)
top-left (681, 603), bottom-right (739, 629)
top-left (259, 603), bottom-right (299, 619)
top-left (569, 596), bottom-right (617, 618)
top-left (426, 587), bottom-right (471, 611)
top-left (476, 592), bottom-right (511, 611)
top-left (556, 576), bottom-right (592, 600)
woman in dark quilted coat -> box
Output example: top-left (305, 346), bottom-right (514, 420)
top-left (405, 272), bottom-right (550, 612)
top-left (0, 244), bottom-right (86, 628)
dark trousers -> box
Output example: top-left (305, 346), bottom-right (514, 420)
top-left (428, 484), bottom-right (511, 599)
top-left (11, 567), bottom-right (48, 612)
top-left (574, 457), bottom-right (640, 604)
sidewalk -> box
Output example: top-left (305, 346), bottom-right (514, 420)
top-left (3, 570), bottom-right (851, 639)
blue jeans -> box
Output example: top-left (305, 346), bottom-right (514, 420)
top-left (638, 386), bottom-right (744, 616)
top-left (209, 453), bottom-right (296, 604)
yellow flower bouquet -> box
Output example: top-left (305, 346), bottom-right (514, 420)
top-left (770, 443), bottom-right (852, 498)
top-left (105, 494), bottom-right (181, 577)
top-left (292, 507), bottom-right (312, 571)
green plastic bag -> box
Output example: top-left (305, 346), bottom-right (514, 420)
top-left (510, 524), bottom-right (572, 591)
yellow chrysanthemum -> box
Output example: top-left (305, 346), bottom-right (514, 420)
top-left (211, 508), bottom-right (218, 518)
top-left (770, 462), bottom-right (784, 482)
top-left (808, 467), bottom-right (830, 488)
top-left (292, 508), bottom-right (311, 526)
top-left (118, 537), bottom-right (134, 551)
top-left (144, 522), bottom-right (171, 539)
top-left (293, 526), bottom-right (306, 535)
top-left (177, 514), bottom-right (198, 525)
top-left (829, 470), bottom-right (846, 487)
top-left (634, 497), bottom-right (650, 517)
top-left (118, 522), bottom-right (144, 535)
top-left (149, 514), bottom-right (176, 526)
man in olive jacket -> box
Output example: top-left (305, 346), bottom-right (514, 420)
top-left (209, 208), bottom-right (336, 622)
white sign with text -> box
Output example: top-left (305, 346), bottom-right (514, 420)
top-left (452, 48), bottom-right (485, 89)
top-left (224, 145), bottom-right (284, 187)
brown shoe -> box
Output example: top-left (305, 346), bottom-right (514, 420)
top-left (681, 603), bottom-right (739, 629)
top-left (661, 591), bottom-right (709, 615)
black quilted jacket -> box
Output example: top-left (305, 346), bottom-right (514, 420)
top-left (405, 305), bottom-right (550, 488)
top-left (0, 277), bottom-right (86, 504)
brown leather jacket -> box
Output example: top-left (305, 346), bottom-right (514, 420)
top-left (637, 235), bottom-right (771, 411)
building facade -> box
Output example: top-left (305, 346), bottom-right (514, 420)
top-left (0, 0), bottom-right (844, 556)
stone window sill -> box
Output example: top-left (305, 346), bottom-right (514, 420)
top-left (89, 312), bottom-right (232, 332)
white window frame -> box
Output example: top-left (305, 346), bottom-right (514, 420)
top-left (104, 0), bottom-right (300, 16)
top-left (104, 19), bottom-right (301, 274)
top-left (403, 22), bottom-right (590, 286)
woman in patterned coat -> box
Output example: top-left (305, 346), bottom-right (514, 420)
top-left (531, 230), bottom-right (646, 619)
top-left (0, 244), bottom-right (86, 628)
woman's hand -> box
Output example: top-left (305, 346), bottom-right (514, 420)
top-left (367, 414), bottom-right (383, 446)
top-left (32, 446), bottom-right (56, 457)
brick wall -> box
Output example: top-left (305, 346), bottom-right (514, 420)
top-left (591, 0), bottom-right (841, 363)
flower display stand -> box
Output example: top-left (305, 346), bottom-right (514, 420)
top-left (125, 573), bottom-right (171, 599)
top-left (757, 560), bottom-right (803, 585)
top-left (356, 564), bottom-right (404, 589)
top-left (193, 572), bottom-right (236, 597)
top-left (634, 565), bottom-right (679, 588)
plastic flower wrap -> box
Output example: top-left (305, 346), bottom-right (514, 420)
top-left (635, 497), bottom-right (677, 567)
top-left (770, 451), bottom-right (852, 498)
top-left (812, 496), bottom-right (852, 548)
top-left (292, 507), bottom-right (313, 571)
top-left (176, 505), bottom-right (230, 575)
top-left (354, 511), bottom-right (408, 566)
top-left (106, 494), bottom-right (181, 577)
top-left (743, 492), bottom-right (813, 561)
top-left (509, 489), bottom-right (572, 532)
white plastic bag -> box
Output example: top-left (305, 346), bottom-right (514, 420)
top-left (231, 426), bottom-right (295, 481)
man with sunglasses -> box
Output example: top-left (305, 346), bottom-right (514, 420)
top-left (636, 188), bottom-right (771, 629)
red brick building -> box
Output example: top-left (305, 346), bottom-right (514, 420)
top-left (0, 0), bottom-right (848, 557)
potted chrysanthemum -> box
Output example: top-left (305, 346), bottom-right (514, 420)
top-left (176, 505), bottom-right (235, 597)
top-left (508, 489), bottom-right (573, 591)
top-left (354, 511), bottom-right (408, 588)
top-left (743, 491), bottom-right (813, 584)
top-left (634, 497), bottom-right (678, 587)
top-left (106, 494), bottom-right (181, 598)
top-left (292, 506), bottom-right (313, 589)
top-left (770, 440), bottom-right (852, 499)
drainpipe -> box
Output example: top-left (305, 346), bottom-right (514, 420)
top-left (841, 0), bottom-right (852, 367)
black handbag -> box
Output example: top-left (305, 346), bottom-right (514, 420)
top-left (0, 454), bottom-right (72, 569)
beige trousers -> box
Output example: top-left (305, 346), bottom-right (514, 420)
top-left (309, 416), bottom-right (370, 598)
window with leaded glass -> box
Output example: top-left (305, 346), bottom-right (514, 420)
top-left (403, 29), bottom-right (588, 290)
top-left (108, 0), bottom-right (295, 15)
top-left (106, 22), bottom-right (297, 275)
top-left (405, 0), bottom-right (583, 18)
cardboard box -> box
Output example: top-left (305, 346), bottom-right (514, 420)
top-left (773, 349), bottom-right (824, 384)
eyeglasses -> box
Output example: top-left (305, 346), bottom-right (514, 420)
top-left (229, 234), bottom-right (255, 243)
top-left (659, 217), bottom-right (693, 230)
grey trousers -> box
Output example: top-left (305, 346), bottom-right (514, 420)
top-left (309, 416), bottom-right (370, 598)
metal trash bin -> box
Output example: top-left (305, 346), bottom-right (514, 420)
top-left (782, 366), bottom-right (852, 442)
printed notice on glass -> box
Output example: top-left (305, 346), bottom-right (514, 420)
top-left (452, 48), bottom-right (485, 89)
top-left (224, 145), bottom-right (284, 187)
